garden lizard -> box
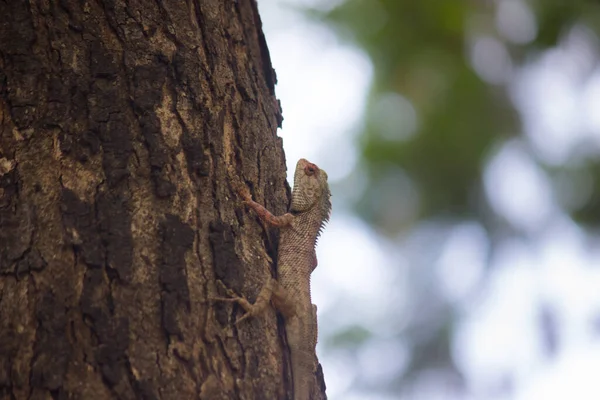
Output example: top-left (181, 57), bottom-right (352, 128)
top-left (216, 158), bottom-right (331, 400)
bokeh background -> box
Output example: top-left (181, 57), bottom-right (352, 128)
top-left (258, 1), bottom-right (600, 399)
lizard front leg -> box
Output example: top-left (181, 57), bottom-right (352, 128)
top-left (236, 184), bottom-right (295, 227)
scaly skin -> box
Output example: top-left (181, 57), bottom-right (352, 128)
top-left (215, 159), bottom-right (331, 400)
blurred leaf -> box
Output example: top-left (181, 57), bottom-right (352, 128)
top-left (314, 0), bottom-right (600, 231)
top-left (326, 324), bottom-right (372, 348)
top-left (572, 161), bottom-right (600, 226)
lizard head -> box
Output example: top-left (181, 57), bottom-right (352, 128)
top-left (290, 159), bottom-right (331, 224)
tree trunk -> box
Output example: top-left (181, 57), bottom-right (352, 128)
top-left (0, 1), bottom-right (325, 399)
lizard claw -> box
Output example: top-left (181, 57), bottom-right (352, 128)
top-left (211, 295), bottom-right (254, 324)
top-left (235, 313), bottom-right (252, 325)
top-left (229, 179), bottom-right (253, 203)
top-left (238, 189), bottom-right (252, 204)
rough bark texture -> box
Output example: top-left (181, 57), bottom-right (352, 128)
top-left (0, 1), bottom-right (325, 399)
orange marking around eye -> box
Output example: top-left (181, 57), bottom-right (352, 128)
top-left (304, 162), bottom-right (318, 176)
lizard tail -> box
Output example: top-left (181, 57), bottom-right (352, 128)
top-left (287, 316), bottom-right (316, 400)
top-left (290, 347), bottom-right (313, 400)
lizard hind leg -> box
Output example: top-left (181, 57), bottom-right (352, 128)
top-left (212, 278), bottom-right (277, 325)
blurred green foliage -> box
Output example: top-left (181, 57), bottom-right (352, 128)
top-left (307, 0), bottom-right (600, 395)
top-left (314, 0), bottom-right (600, 232)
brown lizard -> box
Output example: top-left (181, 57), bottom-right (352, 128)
top-left (215, 158), bottom-right (331, 400)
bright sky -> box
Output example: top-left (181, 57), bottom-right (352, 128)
top-left (258, 1), bottom-right (600, 399)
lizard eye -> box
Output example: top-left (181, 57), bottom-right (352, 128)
top-left (305, 165), bottom-right (316, 176)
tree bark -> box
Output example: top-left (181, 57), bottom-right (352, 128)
top-left (0, 1), bottom-right (324, 399)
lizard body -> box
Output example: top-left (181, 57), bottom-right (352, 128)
top-left (216, 158), bottom-right (331, 400)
